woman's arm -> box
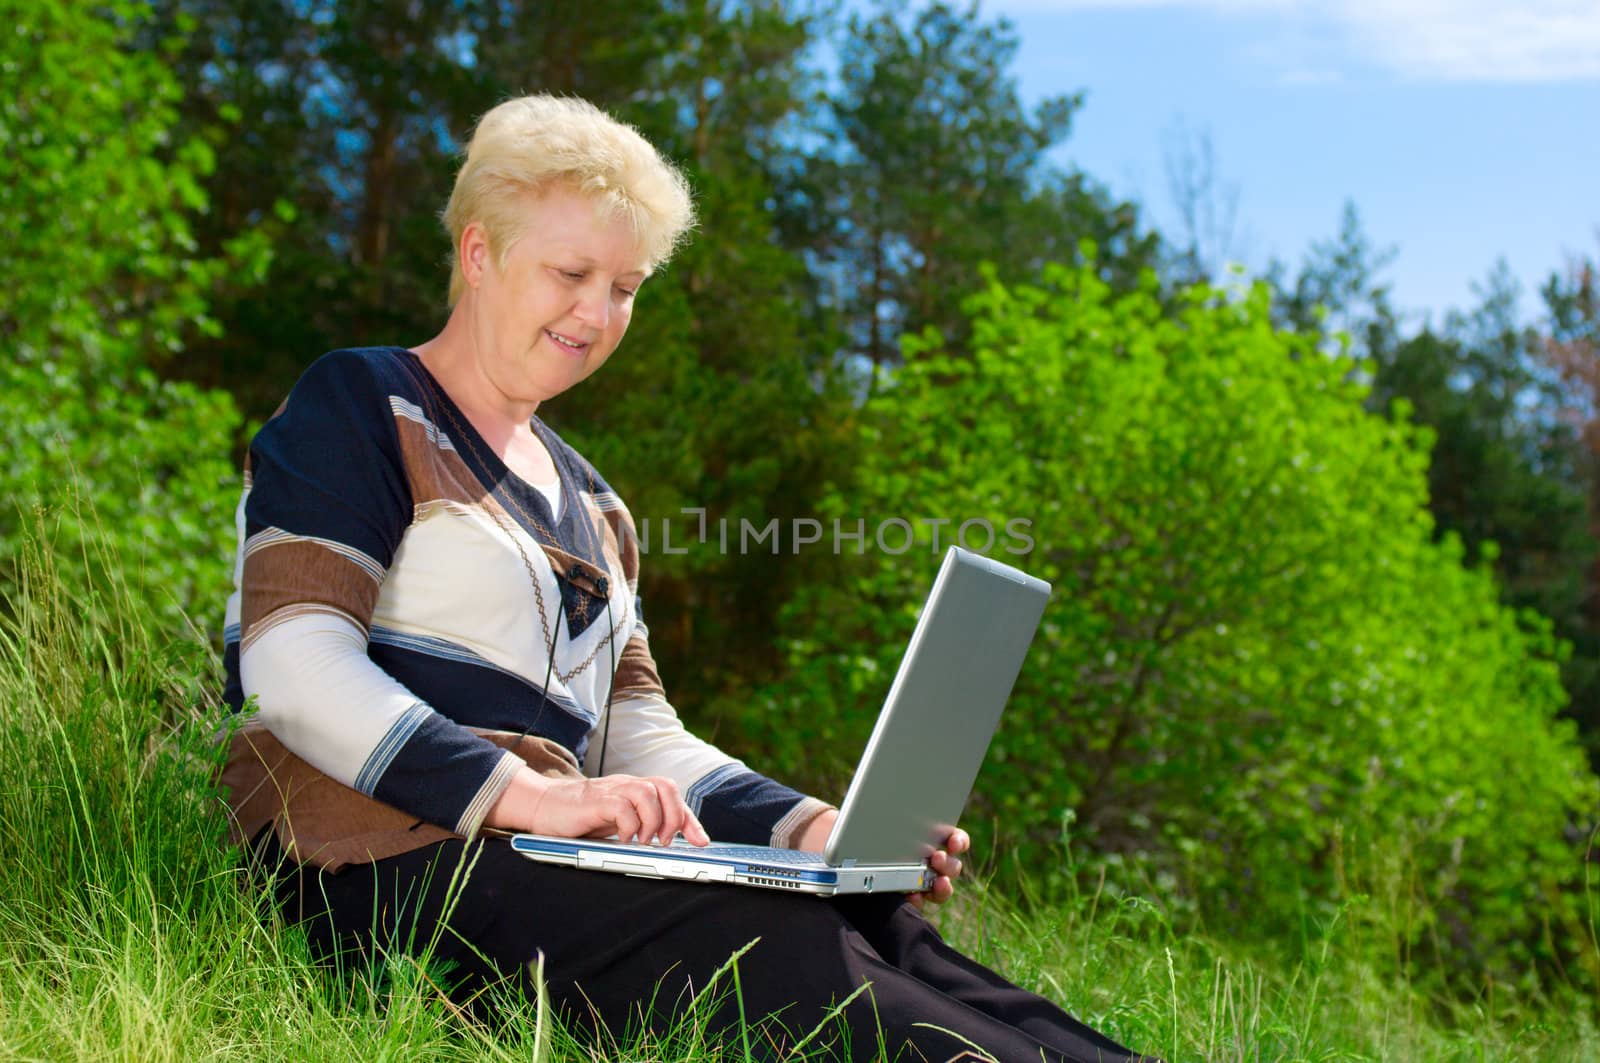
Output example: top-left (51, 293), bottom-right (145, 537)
top-left (581, 493), bottom-right (834, 847)
top-left (233, 350), bottom-right (523, 836)
top-left (583, 673), bottom-right (834, 847)
top-left (234, 349), bottom-right (698, 844)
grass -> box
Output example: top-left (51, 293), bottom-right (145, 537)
top-left (1, 525), bottom-right (1597, 1061)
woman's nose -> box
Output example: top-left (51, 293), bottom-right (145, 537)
top-left (572, 284), bottom-right (610, 330)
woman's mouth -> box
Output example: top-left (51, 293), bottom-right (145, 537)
top-left (545, 329), bottom-right (590, 356)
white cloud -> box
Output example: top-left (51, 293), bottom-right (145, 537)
top-left (1344, 0), bottom-right (1600, 81)
top-left (993, 0), bottom-right (1600, 81)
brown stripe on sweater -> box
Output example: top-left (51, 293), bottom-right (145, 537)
top-left (391, 413), bottom-right (572, 582)
top-left (579, 491), bottom-right (628, 582)
top-left (240, 602), bottom-right (365, 654)
top-left (241, 539), bottom-right (382, 639)
top-left (602, 500), bottom-right (644, 589)
top-left (612, 629), bottom-right (668, 702)
top-left (392, 413), bottom-right (497, 510)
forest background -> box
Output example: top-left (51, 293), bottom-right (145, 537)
top-left (5, 0), bottom-right (1600, 1058)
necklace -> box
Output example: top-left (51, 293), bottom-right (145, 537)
top-left (411, 356), bottom-right (629, 686)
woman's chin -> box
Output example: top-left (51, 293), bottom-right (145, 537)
top-left (521, 370), bottom-right (588, 406)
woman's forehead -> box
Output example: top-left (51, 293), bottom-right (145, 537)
top-left (515, 186), bottom-right (650, 274)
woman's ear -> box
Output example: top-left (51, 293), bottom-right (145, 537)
top-left (460, 221), bottom-right (490, 288)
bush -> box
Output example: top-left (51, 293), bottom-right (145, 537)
top-left (750, 257), bottom-right (1600, 996)
top-left (0, 0), bottom-right (264, 631)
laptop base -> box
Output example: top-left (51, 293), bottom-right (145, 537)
top-left (510, 835), bottom-right (934, 896)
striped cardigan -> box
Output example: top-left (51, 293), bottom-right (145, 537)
top-left (221, 346), bottom-right (828, 867)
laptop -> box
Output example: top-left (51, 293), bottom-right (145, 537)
top-left (510, 546), bottom-right (1051, 896)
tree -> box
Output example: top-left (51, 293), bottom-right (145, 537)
top-left (149, 0), bottom-right (857, 703)
top-left (1, 0), bottom-right (266, 630)
top-left (143, 0), bottom-right (481, 416)
top-left (1160, 118), bottom-right (1248, 287)
top-left (1539, 243), bottom-right (1600, 746)
top-left (803, 0), bottom-right (1155, 374)
top-left (526, 0), bottom-right (862, 699)
top-left (1272, 211), bottom-right (1600, 752)
top-left (1266, 200), bottom-right (1402, 364)
top-left (754, 256), bottom-right (1597, 994)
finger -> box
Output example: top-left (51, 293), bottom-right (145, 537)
top-left (610, 796), bottom-right (641, 844)
top-left (916, 876), bottom-right (954, 906)
top-left (651, 777), bottom-right (687, 845)
top-left (648, 777), bottom-right (709, 846)
top-left (681, 806), bottom-right (710, 846)
top-left (654, 801), bottom-right (684, 847)
top-left (653, 775), bottom-right (684, 807)
top-left (908, 892), bottom-right (927, 911)
top-left (946, 828), bottom-right (971, 856)
top-left (630, 780), bottom-right (665, 845)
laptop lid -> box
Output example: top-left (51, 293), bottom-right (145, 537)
top-left (824, 546), bottom-right (1050, 867)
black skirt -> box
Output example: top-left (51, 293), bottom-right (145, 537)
top-left (252, 831), bottom-right (1152, 1062)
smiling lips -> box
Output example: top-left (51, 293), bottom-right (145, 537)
top-left (545, 328), bottom-right (590, 355)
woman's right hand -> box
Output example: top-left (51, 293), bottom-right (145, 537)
top-left (485, 767), bottom-right (710, 846)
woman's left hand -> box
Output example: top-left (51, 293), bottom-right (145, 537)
top-left (910, 827), bottom-right (970, 910)
top-left (796, 810), bottom-right (970, 909)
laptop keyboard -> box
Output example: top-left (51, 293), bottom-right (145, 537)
top-left (673, 841), bottom-right (827, 865)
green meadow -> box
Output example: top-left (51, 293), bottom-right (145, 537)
top-left (1, 527), bottom-right (1595, 1060)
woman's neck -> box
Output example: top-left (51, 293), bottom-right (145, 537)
top-left (411, 316), bottom-right (537, 449)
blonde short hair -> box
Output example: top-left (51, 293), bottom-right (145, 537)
top-left (442, 95), bottom-right (696, 306)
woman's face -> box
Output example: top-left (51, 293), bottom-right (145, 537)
top-left (464, 184), bottom-right (649, 409)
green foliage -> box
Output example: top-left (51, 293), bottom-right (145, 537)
top-left (1270, 208), bottom-right (1600, 757)
top-left (1542, 247), bottom-right (1599, 359)
top-left (0, 512), bottom-right (706, 1061)
top-left (1537, 246), bottom-right (1600, 751)
top-left (1268, 200), bottom-right (1403, 365)
top-left (941, 857), bottom-right (1600, 1061)
top-left (756, 256), bottom-right (1599, 995)
top-left (1373, 314), bottom-right (1597, 744)
top-left (141, 0), bottom-right (474, 413)
top-left (138, 0), bottom-right (1157, 713)
top-left (804, 0), bottom-right (1157, 369)
top-left (0, 0), bottom-right (263, 630)
top-left (0, 516), bottom-right (228, 939)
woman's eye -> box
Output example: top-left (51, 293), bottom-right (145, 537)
top-left (614, 286), bottom-right (638, 298)
top-left (561, 270), bottom-right (585, 281)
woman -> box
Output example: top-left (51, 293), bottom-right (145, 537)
top-left (221, 94), bottom-right (1150, 1062)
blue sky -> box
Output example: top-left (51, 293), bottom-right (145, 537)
top-left (982, 0), bottom-right (1600, 328)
